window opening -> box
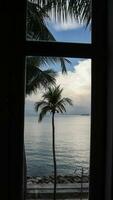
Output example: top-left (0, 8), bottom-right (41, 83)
top-left (24, 56), bottom-right (91, 200)
top-left (26, 0), bottom-right (91, 43)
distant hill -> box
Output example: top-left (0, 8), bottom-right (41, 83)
top-left (80, 113), bottom-right (90, 116)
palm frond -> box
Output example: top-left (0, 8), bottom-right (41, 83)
top-left (38, 110), bottom-right (46, 122)
top-left (35, 56), bottom-right (70, 74)
top-left (27, 0), bottom-right (91, 42)
top-left (32, 0), bottom-right (91, 26)
top-left (38, 106), bottom-right (50, 122)
top-left (42, 85), bottom-right (63, 104)
top-left (26, 64), bottom-right (56, 95)
top-left (42, 85), bottom-right (72, 113)
top-left (63, 97), bottom-right (73, 106)
top-left (34, 85), bottom-right (73, 121)
top-left (34, 101), bottom-right (48, 112)
top-left (56, 97), bottom-right (73, 113)
top-left (60, 58), bottom-right (67, 74)
top-left (27, 1), bottom-right (56, 40)
top-left (56, 104), bottom-right (66, 113)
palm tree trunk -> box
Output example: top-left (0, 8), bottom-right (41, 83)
top-left (52, 112), bottom-right (57, 200)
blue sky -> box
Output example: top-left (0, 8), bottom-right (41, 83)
top-left (45, 19), bottom-right (91, 43)
top-left (52, 26), bottom-right (91, 43)
top-left (46, 21), bottom-right (91, 44)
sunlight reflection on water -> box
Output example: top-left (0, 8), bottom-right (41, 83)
top-left (24, 115), bottom-right (90, 176)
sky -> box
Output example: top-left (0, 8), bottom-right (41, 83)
top-left (45, 17), bottom-right (91, 43)
top-left (25, 17), bottom-right (91, 116)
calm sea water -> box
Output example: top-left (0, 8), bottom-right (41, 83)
top-left (24, 115), bottom-right (90, 177)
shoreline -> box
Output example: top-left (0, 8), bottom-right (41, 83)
top-left (27, 174), bottom-right (89, 185)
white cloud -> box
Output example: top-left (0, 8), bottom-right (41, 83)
top-left (26, 59), bottom-right (91, 115)
top-left (51, 21), bottom-right (82, 31)
top-left (45, 16), bottom-right (83, 31)
top-left (55, 59), bottom-right (91, 114)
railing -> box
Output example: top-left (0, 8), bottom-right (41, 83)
top-left (74, 166), bottom-right (89, 200)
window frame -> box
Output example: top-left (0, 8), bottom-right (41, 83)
top-left (7, 0), bottom-right (110, 200)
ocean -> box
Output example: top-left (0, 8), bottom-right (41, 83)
top-left (24, 115), bottom-right (90, 177)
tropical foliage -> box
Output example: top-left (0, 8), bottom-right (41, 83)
top-left (26, 57), bottom-right (56, 95)
top-left (35, 85), bottom-right (73, 199)
top-left (26, 0), bottom-right (91, 96)
top-left (26, 56), bottom-right (71, 95)
top-left (26, 0), bottom-right (56, 40)
top-left (26, 0), bottom-right (91, 40)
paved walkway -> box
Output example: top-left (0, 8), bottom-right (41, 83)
top-left (27, 183), bottom-right (89, 199)
top-left (26, 198), bottom-right (88, 200)
top-left (27, 183), bottom-right (89, 189)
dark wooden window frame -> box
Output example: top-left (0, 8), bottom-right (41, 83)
top-left (6, 0), bottom-right (113, 200)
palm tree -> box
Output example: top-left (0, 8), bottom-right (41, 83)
top-left (24, 57), bottom-right (56, 199)
top-left (35, 85), bottom-right (73, 200)
top-left (24, 57), bottom-right (70, 199)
